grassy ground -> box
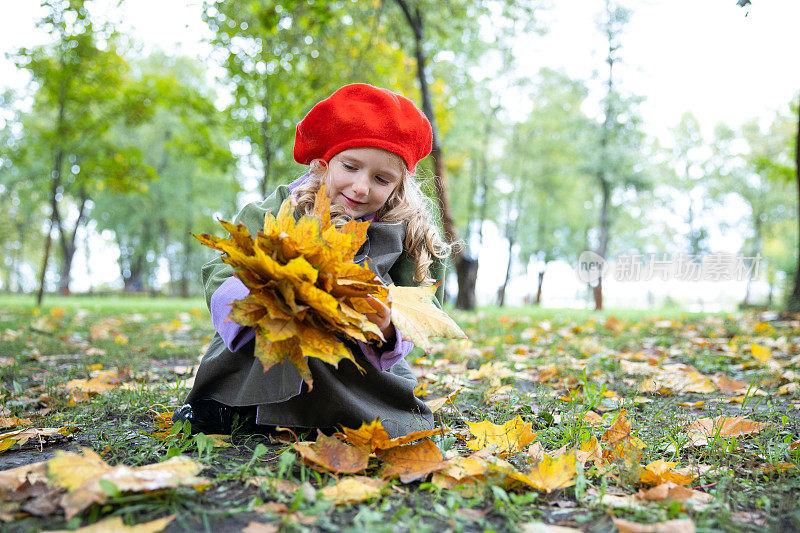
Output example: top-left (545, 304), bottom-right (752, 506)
top-left (1, 295), bottom-right (798, 532)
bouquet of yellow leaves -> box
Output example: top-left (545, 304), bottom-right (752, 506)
top-left (195, 186), bottom-right (465, 389)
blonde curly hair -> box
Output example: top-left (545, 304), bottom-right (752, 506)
top-left (293, 154), bottom-right (451, 285)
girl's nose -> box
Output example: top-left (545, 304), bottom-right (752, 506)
top-left (352, 174), bottom-right (369, 196)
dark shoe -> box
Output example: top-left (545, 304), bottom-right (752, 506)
top-left (172, 399), bottom-right (236, 435)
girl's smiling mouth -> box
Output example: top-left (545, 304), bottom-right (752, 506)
top-left (342, 195), bottom-right (365, 207)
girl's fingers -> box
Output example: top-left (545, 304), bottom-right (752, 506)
top-left (367, 295), bottom-right (389, 317)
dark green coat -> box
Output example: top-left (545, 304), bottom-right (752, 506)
top-left (185, 184), bottom-right (443, 437)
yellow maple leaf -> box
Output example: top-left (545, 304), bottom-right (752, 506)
top-left (389, 284), bottom-right (467, 351)
top-left (465, 416), bottom-right (537, 457)
top-left (750, 343), bottom-right (771, 363)
top-left (320, 476), bottom-right (386, 505)
top-left (639, 459), bottom-right (695, 486)
top-left (336, 418), bottom-right (449, 451)
top-left (516, 453), bottom-right (577, 493)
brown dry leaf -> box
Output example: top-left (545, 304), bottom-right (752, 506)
top-left (0, 416), bottom-right (32, 429)
top-left (612, 517), bottom-right (695, 533)
top-left (636, 482), bottom-right (714, 509)
top-left (516, 453), bottom-right (577, 493)
top-left (389, 284), bottom-right (467, 352)
top-left (247, 477), bottom-right (298, 494)
top-left (638, 460), bottom-right (695, 486)
top-left (241, 522), bottom-right (279, 533)
top-left (48, 449), bottom-right (208, 519)
top-left (519, 523), bottom-right (584, 533)
top-left (465, 416), bottom-right (537, 457)
top-left (684, 416), bottom-right (769, 447)
top-left (195, 186), bottom-right (389, 389)
top-left (0, 461), bottom-right (49, 493)
top-left (293, 433), bottom-right (369, 474)
top-left (377, 439), bottom-right (448, 483)
top-left (582, 411), bottom-right (603, 424)
top-left (320, 476), bottom-right (386, 505)
top-left (711, 373), bottom-right (747, 394)
top-left (0, 426), bottom-right (77, 453)
top-left (602, 410), bottom-right (632, 444)
top-left (527, 442), bottom-right (545, 464)
top-left (45, 515), bottom-right (175, 533)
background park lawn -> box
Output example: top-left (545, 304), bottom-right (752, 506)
top-left (1, 296), bottom-right (798, 532)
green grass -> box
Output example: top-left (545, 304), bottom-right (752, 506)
top-left (1, 298), bottom-right (798, 532)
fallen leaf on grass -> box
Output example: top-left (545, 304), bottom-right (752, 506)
top-left (466, 416), bottom-right (537, 456)
top-left (582, 411), bottom-right (603, 424)
top-left (519, 522), bottom-right (583, 532)
top-left (336, 418), bottom-right (449, 452)
top-left (750, 343), bottom-right (771, 364)
top-left (242, 522), bottom-right (279, 533)
top-left (516, 453), bottom-right (577, 493)
top-left (293, 433), bottom-right (369, 474)
top-left (638, 460), bottom-right (694, 486)
top-left (0, 426), bottom-right (77, 452)
top-left (247, 477), bottom-right (298, 494)
top-left (0, 416), bottom-right (32, 429)
top-left (320, 476), bottom-right (386, 504)
top-left (48, 448), bottom-right (209, 519)
top-left (602, 411), bottom-right (633, 444)
top-left (612, 517), bottom-right (695, 533)
top-left (682, 416), bottom-right (769, 447)
top-left (45, 515), bottom-right (175, 533)
top-left (0, 461), bottom-right (49, 493)
top-left (527, 442), bottom-right (545, 464)
top-left (377, 439), bottom-right (448, 483)
top-left (711, 373), bottom-right (747, 394)
top-left (636, 482), bottom-right (713, 509)
top-left (753, 462), bottom-right (796, 474)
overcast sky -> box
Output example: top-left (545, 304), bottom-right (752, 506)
top-left (2, 0), bottom-right (798, 141)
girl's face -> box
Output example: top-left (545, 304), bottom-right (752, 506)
top-left (326, 147), bottom-right (404, 219)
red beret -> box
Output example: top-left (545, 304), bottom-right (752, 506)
top-left (294, 83), bottom-right (432, 174)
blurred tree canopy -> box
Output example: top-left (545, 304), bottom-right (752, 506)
top-left (0, 0), bottom-right (797, 311)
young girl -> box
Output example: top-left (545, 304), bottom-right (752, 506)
top-left (174, 84), bottom-right (451, 438)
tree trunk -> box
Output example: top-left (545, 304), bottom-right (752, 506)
top-left (535, 268), bottom-right (545, 305)
top-left (593, 176), bottom-right (610, 310)
top-left (498, 231), bottom-right (515, 307)
top-left (454, 255), bottom-right (479, 309)
top-left (788, 94), bottom-right (800, 313)
top-left (393, 0), bottom-right (474, 308)
top-left (56, 190), bottom-right (88, 296)
top-left (37, 147), bottom-right (65, 305)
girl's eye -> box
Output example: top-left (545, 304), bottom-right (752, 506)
top-left (375, 176), bottom-right (389, 185)
top-left (342, 163), bottom-right (357, 171)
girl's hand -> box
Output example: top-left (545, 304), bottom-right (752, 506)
top-left (365, 294), bottom-right (395, 346)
